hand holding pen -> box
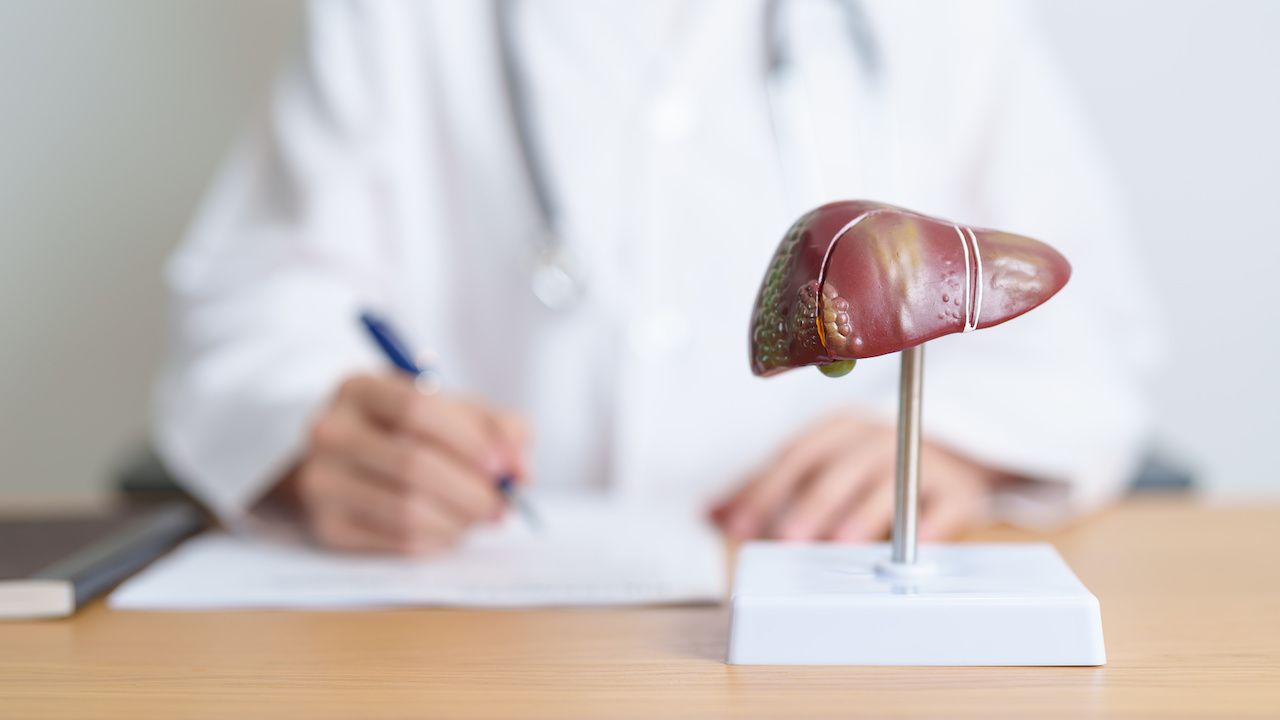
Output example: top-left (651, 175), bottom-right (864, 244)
top-left (359, 312), bottom-right (541, 530)
top-left (277, 314), bottom-right (535, 555)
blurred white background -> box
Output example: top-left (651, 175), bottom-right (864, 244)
top-left (1, 1), bottom-right (1276, 498)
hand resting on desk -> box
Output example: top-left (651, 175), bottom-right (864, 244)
top-left (711, 412), bottom-right (1007, 542)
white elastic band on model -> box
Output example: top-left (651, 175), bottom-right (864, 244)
top-left (966, 226), bottom-right (983, 331)
top-left (953, 225), bottom-right (983, 332)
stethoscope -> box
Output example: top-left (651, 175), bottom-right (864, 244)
top-left (494, 0), bottom-right (881, 311)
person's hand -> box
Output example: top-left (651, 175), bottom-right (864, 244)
top-left (710, 412), bottom-right (1006, 542)
top-left (273, 372), bottom-right (529, 554)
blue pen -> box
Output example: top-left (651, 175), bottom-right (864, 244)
top-left (359, 311), bottom-right (541, 530)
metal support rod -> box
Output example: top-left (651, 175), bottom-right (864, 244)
top-left (891, 343), bottom-right (924, 565)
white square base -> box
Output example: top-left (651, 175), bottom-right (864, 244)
top-left (727, 542), bottom-right (1105, 666)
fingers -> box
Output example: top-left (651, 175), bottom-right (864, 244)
top-left (338, 374), bottom-right (510, 477)
top-left (310, 504), bottom-right (454, 555)
top-left (398, 448), bottom-right (505, 524)
top-left (309, 410), bottom-right (505, 527)
top-left (335, 368), bottom-right (529, 486)
top-left (298, 462), bottom-right (462, 554)
top-left (918, 475), bottom-right (986, 541)
top-left (772, 446), bottom-right (888, 541)
top-left (491, 411), bottom-right (532, 482)
top-left (309, 506), bottom-right (391, 553)
top-left (707, 498), bottom-right (731, 525)
top-left (830, 473), bottom-right (896, 542)
top-left (717, 417), bottom-right (870, 539)
top-left (335, 374), bottom-right (418, 431)
top-left (711, 412), bottom-right (999, 546)
top-left (305, 459), bottom-right (466, 537)
top-left (308, 399), bottom-right (413, 479)
top-left (405, 394), bottom-right (508, 476)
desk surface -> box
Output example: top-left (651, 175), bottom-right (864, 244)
top-left (2, 499), bottom-right (1278, 719)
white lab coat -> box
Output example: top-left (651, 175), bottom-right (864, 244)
top-left (155, 0), bottom-right (1159, 527)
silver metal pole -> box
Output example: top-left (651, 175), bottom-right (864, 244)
top-left (891, 344), bottom-right (924, 565)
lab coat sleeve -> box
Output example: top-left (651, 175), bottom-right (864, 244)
top-left (920, 4), bottom-right (1163, 527)
top-left (153, 1), bottom-right (407, 523)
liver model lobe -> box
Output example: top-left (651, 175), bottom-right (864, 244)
top-left (750, 201), bottom-right (1071, 377)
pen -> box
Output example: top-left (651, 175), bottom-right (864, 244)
top-left (359, 311), bottom-right (541, 530)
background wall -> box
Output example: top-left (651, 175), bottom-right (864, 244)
top-left (1036, 0), bottom-right (1280, 497)
top-left (0, 0), bottom-right (302, 496)
top-left (1, 1), bottom-right (1276, 498)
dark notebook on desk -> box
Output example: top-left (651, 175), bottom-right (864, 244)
top-left (0, 502), bottom-right (205, 619)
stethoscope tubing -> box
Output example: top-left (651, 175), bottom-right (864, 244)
top-left (493, 0), bottom-right (880, 310)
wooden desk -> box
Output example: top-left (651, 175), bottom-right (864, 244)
top-left (2, 499), bottom-right (1278, 719)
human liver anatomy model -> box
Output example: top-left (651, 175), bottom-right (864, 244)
top-left (750, 201), bottom-right (1071, 377)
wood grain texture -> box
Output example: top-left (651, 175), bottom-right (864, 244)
top-left (2, 499), bottom-right (1278, 719)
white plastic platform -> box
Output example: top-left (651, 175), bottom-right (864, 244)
top-left (727, 542), bottom-right (1105, 666)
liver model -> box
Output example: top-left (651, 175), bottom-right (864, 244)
top-left (750, 201), bottom-right (1071, 377)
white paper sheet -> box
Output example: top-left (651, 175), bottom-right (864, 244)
top-left (108, 497), bottom-right (725, 610)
